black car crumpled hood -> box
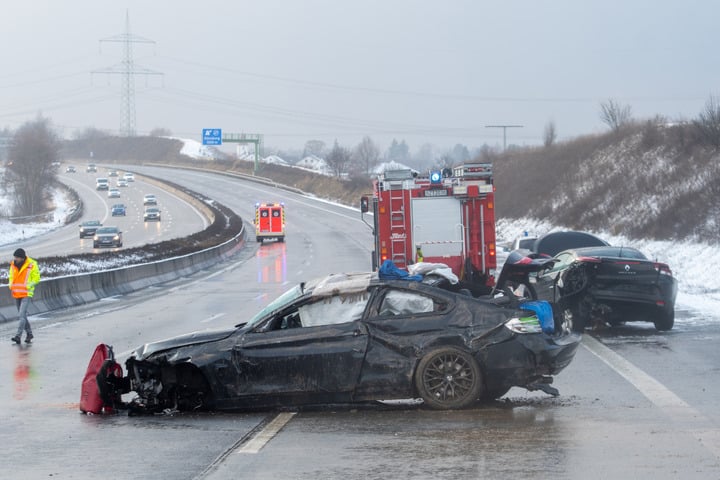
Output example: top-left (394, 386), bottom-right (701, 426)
top-left (131, 328), bottom-right (236, 361)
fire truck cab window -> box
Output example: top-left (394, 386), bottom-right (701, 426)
top-left (378, 290), bottom-right (441, 316)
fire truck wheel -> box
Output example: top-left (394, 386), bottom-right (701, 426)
top-left (278, 237), bottom-right (285, 243)
top-left (414, 347), bottom-right (482, 410)
top-left (256, 237), bottom-right (262, 243)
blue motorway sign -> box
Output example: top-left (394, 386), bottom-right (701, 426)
top-left (202, 129), bottom-right (222, 145)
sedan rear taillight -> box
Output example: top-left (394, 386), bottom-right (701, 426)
top-left (654, 263), bottom-right (673, 277)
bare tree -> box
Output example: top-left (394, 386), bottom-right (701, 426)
top-left (387, 138), bottom-right (410, 163)
top-left (599, 99), bottom-right (633, 132)
top-left (149, 127), bottom-right (172, 137)
top-left (7, 117), bottom-right (60, 216)
top-left (543, 120), bottom-right (557, 147)
top-left (353, 136), bottom-right (380, 175)
top-left (325, 140), bottom-right (351, 178)
top-left (451, 143), bottom-right (470, 163)
top-left (303, 139), bottom-right (326, 158)
top-left (694, 95), bottom-right (720, 149)
top-left (72, 127), bottom-right (110, 141)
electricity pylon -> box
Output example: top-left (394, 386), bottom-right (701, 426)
top-left (93, 11), bottom-right (163, 137)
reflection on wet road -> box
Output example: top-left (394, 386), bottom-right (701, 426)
top-left (13, 347), bottom-right (34, 400)
top-left (256, 241), bottom-right (287, 285)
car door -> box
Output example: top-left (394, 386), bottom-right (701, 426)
top-left (534, 252), bottom-right (575, 302)
top-left (232, 293), bottom-right (370, 396)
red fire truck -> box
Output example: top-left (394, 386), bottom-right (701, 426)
top-left (255, 202), bottom-right (285, 243)
top-left (361, 164), bottom-right (497, 290)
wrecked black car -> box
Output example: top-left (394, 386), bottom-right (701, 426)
top-left (119, 272), bottom-right (581, 413)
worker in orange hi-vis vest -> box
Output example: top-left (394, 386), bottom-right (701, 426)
top-left (9, 248), bottom-right (40, 345)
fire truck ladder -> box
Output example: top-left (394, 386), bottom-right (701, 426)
top-left (388, 182), bottom-right (408, 266)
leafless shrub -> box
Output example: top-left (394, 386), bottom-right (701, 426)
top-left (694, 95), bottom-right (720, 149)
top-left (599, 99), bottom-right (633, 132)
top-left (543, 120), bottom-right (557, 147)
top-left (640, 117), bottom-right (664, 149)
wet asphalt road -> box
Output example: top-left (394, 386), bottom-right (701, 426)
top-left (1, 167), bottom-right (719, 479)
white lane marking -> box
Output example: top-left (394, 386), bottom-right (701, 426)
top-left (237, 412), bottom-right (296, 454)
top-left (583, 335), bottom-right (720, 458)
top-left (200, 313), bottom-right (226, 323)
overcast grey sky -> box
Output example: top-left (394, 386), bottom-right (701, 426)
top-left (1, 0), bottom-right (718, 153)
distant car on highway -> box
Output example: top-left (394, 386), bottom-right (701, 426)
top-left (108, 170), bottom-right (119, 177)
top-left (116, 178), bottom-right (128, 187)
top-left (79, 220), bottom-right (102, 238)
top-left (65, 165), bottom-right (76, 173)
top-left (123, 172), bottom-right (135, 182)
top-left (143, 194), bottom-right (157, 205)
top-left (96, 178), bottom-right (109, 190)
top-left (143, 206), bottom-right (161, 222)
top-left (111, 204), bottom-right (126, 216)
top-left (107, 188), bottom-right (121, 198)
top-left (93, 226), bottom-right (123, 248)
top-left (86, 164), bottom-right (97, 173)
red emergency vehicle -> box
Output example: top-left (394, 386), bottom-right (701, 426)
top-left (361, 164), bottom-right (497, 289)
top-left (255, 202), bottom-right (285, 243)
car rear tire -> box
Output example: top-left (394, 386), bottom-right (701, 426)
top-left (414, 347), bottom-right (482, 410)
top-left (654, 306), bottom-right (674, 331)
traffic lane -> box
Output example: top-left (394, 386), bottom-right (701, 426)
top-left (0, 179), bottom-right (371, 480)
top-left (21, 169), bottom-right (206, 258)
top-left (205, 345), bottom-right (720, 480)
top-left (131, 165), bottom-right (374, 274)
top-left (0, 247), bottom-right (273, 479)
top-left (584, 305), bottom-right (720, 424)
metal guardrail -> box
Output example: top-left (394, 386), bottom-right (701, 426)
top-left (0, 225), bottom-right (245, 323)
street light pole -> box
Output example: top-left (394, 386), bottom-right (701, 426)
top-left (485, 125), bottom-right (523, 151)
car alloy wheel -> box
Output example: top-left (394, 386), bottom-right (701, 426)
top-left (415, 347), bottom-right (482, 409)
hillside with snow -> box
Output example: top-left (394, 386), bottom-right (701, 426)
top-left (494, 124), bottom-right (720, 243)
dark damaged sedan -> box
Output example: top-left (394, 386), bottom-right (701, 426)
top-left (119, 272), bottom-right (581, 413)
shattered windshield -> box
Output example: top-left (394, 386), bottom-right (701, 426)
top-left (242, 284), bottom-right (305, 328)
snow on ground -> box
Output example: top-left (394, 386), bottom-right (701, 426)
top-left (0, 187), bottom-right (74, 249)
top-left (176, 137), bottom-right (220, 160)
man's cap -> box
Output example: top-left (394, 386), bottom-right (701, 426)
top-left (13, 248), bottom-right (26, 258)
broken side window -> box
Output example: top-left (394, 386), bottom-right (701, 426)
top-left (378, 290), bottom-right (437, 316)
top-left (299, 293), bottom-right (370, 327)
